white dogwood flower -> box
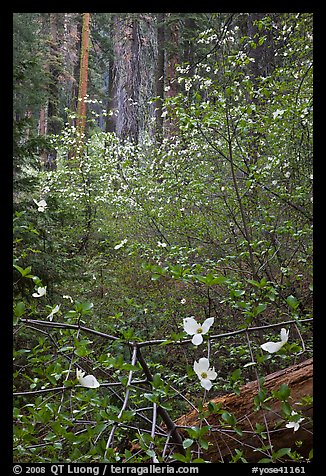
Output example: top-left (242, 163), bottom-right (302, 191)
top-left (183, 317), bottom-right (214, 345)
top-left (63, 295), bottom-right (73, 303)
top-left (261, 328), bottom-right (289, 353)
top-left (193, 357), bottom-right (217, 391)
top-left (47, 304), bottom-right (60, 321)
top-left (76, 368), bottom-right (100, 388)
top-left (285, 411), bottom-right (304, 432)
top-left (114, 239), bottom-right (128, 250)
top-left (33, 199), bottom-right (47, 212)
top-left (32, 286), bottom-right (47, 298)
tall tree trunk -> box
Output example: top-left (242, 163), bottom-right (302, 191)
top-left (38, 104), bottom-right (48, 137)
top-left (246, 13), bottom-right (274, 167)
top-left (63, 13), bottom-right (81, 127)
top-left (111, 14), bottom-right (141, 143)
top-left (47, 13), bottom-right (62, 135)
top-left (105, 57), bottom-right (116, 133)
top-left (76, 13), bottom-right (91, 138)
top-left (107, 14), bottom-right (156, 143)
top-left (155, 13), bottom-right (165, 143)
top-left (165, 15), bottom-right (180, 138)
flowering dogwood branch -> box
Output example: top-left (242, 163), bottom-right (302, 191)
top-left (20, 317), bottom-right (312, 348)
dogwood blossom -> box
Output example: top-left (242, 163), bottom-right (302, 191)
top-left (114, 239), bottom-right (128, 250)
top-left (183, 317), bottom-right (214, 345)
top-left (261, 328), bottom-right (289, 353)
top-left (272, 109), bottom-right (285, 119)
top-left (63, 295), bottom-right (73, 303)
top-left (32, 286), bottom-right (47, 298)
top-left (33, 199), bottom-right (47, 212)
top-left (47, 304), bottom-right (60, 321)
top-left (76, 368), bottom-right (100, 388)
top-left (285, 411), bottom-right (304, 432)
top-left (193, 357), bottom-right (217, 391)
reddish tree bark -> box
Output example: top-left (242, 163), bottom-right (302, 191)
top-left (76, 13), bottom-right (91, 137)
top-left (176, 359), bottom-right (313, 462)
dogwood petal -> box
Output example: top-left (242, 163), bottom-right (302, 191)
top-left (280, 328), bottom-right (289, 343)
top-left (201, 317), bottom-right (214, 334)
top-left (32, 286), bottom-right (47, 298)
top-left (197, 357), bottom-right (210, 372)
top-left (76, 368), bottom-right (85, 380)
top-left (79, 375), bottom-right (100, 388)
top-left (261, 340), bottom-right (284, 353)
top-left (206, 368), bottom-right (217, 380)
top-left (192, 334), bottom-right (203, 346)
top-left (200, 378), bottom-right (212, 390)
top-left (286, 421), bottom-right (301, 431)
top-left (194, 358), bottom-right (208, 377)
top-left (47, 304), bottom-right (60, 321)
top-left (76, 368), bottom-right (100, 388)
top-left (183, 318), bottom-right (199, 335)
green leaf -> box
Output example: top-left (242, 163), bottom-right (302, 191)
top-left (173, 453), bottom-right (188, 463)
top-left (74, 346), bottom-right (88, 357)
top-left (272, 447), bottom-right (291, 459)
top-left (277, 383), bottom-right (291, 401)
top-left (207, 401), bottom-right (222, 414)
top-left (281, 401), bottom-right (293, 417)
top-left (286, 295), bottom-right (299, 309)
top-left (255, 423), bottom-right (265, 434)
top-left (193, 273), bottom-right (226, 286)
top-left (221, 411), bottom-right (237, 426)
top-left (146, 449), bottom-right (156, 458)
top-left (254, 303), bottom-right (267, 315)
top-left (182, 438), bottom-right (194, 449)
top-left (198, 438), bottom-right (209, 450)
top-left (233, 289), bottom-right (245, 297)
top-left (13, 264), bottom-right (24, 275)
top-left (230, 368), bottom-right (242, 382)
top-left (13, 264), bottom-right (33, 277)
top-left (75, 301), bottom-right (94, 313)
top-left (143, 393), bottom-right (158, 404)
top-left (152, 373), bottom-right (164, 389)
top-left (14, 301), bottom-right (25, 317)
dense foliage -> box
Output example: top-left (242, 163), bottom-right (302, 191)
top-left (13, 12), bottom-right (313, 463)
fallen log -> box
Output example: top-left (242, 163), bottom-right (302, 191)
top-left (176, 358), bottom-right (313, 462)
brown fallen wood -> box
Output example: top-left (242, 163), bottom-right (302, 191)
top-left (176, 358), bottom-right (313, 462)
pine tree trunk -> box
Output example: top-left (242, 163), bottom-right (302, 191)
top-left (111, 14), bottom-right (142, 143)
top-left (63, 13), bottom-right (81, 127)
top-left (165, 15), bottom-right (180, 138)
top-left (76, 13), bottom-right (91, 138)
top-left (47, 13), bottom-right (62, 135)
top-left (155, 13), bottom-right (165, 143)
top-left (176, 358), bottom-right (313, 462)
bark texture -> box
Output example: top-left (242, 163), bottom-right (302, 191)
top-left (77, 13), bottom-right (90, 137)
top-left (110, 14), bottom-right (156, 143)
top-left (176, 358), bottom-right (313, 462)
